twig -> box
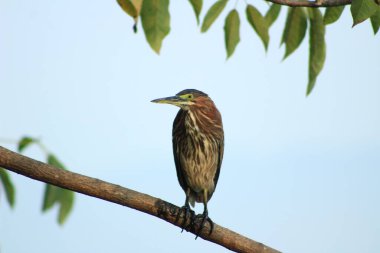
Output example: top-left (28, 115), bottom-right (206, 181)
top-left (0, 146), bottom-right (280, 253)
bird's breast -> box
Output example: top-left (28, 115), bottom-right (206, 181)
top-left (179, 134), bottom-right (219, 193)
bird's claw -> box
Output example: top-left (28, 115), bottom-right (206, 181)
top-left (175, 205), bottom-right (195, 232)
top-left (194, 211), bottom-right (214, 239)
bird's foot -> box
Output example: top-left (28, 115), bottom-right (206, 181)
top-left (194, 211), bottom-right (214, 239)
top-left (175, 205), bottom-right (195, 232)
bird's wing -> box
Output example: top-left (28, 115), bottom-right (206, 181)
top-left (213, 136), bottom-right (224, 189)
top-left (172, 110), bottom-right (188, 192)
top-left (172, 138), bottom-right (187, 191)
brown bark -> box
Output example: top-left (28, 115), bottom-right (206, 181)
top-left (0, 146), bottom-right (280, 253)
top-left (267, 0), bottom-right (351, 7)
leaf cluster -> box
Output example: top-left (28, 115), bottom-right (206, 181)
top-left (0, 137), bottom-right (74, 225)
top-left (0, 168), bottom-right (15, 208)
top-left (117, 0), bottom-right (379, 95)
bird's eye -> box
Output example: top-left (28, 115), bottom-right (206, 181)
top-left (179, 94), bottom-right (194, 100)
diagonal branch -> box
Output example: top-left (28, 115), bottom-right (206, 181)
top-left (266, 0), bottom-right (352, 7)
top-left (0, 146), bottom-right (281, 253)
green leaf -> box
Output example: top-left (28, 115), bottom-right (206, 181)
top-left (265, 4), bottom-right (281, 27)
top-left (224, 10), bottom-right (240, 59)
top-left (351, 0), bottom-right (378, 26)
top-left (42, 184), bottom-right (75, 225)
top-left (18, 136), bottom-right (36, 152)
top-left (189, 0), bottom-right (203, 25)
top-left (43, 154), bottom-right (74, 225)
top-left (281, 7), bottom-right (308, 59)
top-left (42, 184), bottom-right (60, 211)
top-left (117, 0), bottom-right (143, 33)
top-left (307, 9), bottom-right (326, 95)
top-left (140, 0), bottom-right (170, 54)
top-left (0, 168), bottom-right (15, 208)
top-left (47, 154), bottom-right (67, 170)
top-left (324, 6), bottom-right (345, 25)
top-left (117, 0), bottom-right (137, 17)
top-left (246, 5), bottom-right (270, 51)
top-left (58, 189), bottom-right (74, 225)
top-left (201, 0), bottom-right (228, 33)
top-left (43, 154), bottom-right (67, 211)
top-left (370, 7), bottom-right (380, 34)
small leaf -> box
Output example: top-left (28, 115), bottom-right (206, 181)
top-left (58, 189), bottom-right (74, 225)
top-left (201, 0), bottom-right (228, 32)
top-left (140, 0), bottom-right (170, 54)
top-left (351, 0), bottom-right (378, 26)
top-left (281, 7), bottom-right (308, 59)
top-left (43, 154), bottom-right (67, 211)
top-left (0, 168), bottom-right (15, 208)
top-left (42, 184), bottom-right (60, 211)
top-left (307, 9), bottom-right (326, 95)
top-left (370, 7), bottom-right (380, 34)
top-left (47, 154), bottom-right (67, 170)
top-left (18, 136), bottom-right (36, 152)
top-left (117, 0), bottom-right (143, 33)
top-left (324, 6), bottom-right (345, 25)
top-left (44, 154), bottom-right (75, 225)
top-left (189, 0), bottom-right (203, 25)
top-left (246, 5), bottom-right (270, 51)
top-left (265, 4), bottom-right (281, 27)
top-left (224, 10), bottom-right (240, 59)
top-left (117, 0), bottom-right (137, 17)
top-left (42, 184), bottom-right (75, 225)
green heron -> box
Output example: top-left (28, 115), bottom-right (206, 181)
top-left (152, 89), bottom-right (224, 237)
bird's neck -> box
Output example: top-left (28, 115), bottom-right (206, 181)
top-left (183, 106), bottom-right (222, 137)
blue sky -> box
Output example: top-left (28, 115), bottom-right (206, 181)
top-left (1, 1), bottom-right (379, 252)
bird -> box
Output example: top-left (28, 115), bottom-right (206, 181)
top-left (151, 89), bottom-right (224, 238)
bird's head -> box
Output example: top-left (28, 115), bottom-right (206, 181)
top-left (151, 89), bottom-right (210, 110)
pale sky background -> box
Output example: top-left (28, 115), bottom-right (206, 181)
top-left (1, 1), bottom-right (379, 253)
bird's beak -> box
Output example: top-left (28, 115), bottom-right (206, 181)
top-left (151, 96), bottom-right (187, 106)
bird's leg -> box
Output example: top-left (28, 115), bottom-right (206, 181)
top-left (194, 190), bottom-right (214, 239)
top-left (175, 189), bottom-right (194, 232)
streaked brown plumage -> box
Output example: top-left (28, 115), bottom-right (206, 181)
top-left (152, 89), bottom-right (224, 237)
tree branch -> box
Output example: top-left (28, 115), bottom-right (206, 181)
top-left (266, 0), bottom-right (352, 7)
top-left (0, 146), bottom-right (280, 253)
